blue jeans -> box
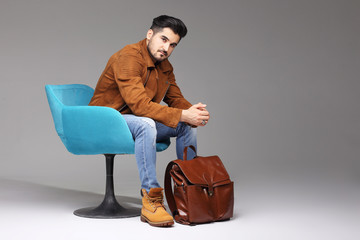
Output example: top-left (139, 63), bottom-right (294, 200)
top-left (122, 114), bottom-right (197, 192)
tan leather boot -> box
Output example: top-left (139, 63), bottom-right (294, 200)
top-left (140, 188), bottom-right (174, 227)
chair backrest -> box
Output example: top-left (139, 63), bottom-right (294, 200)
top-left (45, 84), bottom-right (94, 137)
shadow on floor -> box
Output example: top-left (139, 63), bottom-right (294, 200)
top-left (0, 178), bottom-right (142, 212)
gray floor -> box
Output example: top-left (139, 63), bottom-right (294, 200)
top-left (1, 177), bottom-right (359, 240)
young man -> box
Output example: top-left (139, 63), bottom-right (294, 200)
top-left (89, 15), bottom-right (210, 227)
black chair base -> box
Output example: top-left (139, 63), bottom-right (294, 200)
top-left (74, 205), bottom-right (140, 219)
top-left (73, 154), bottom-right (141, 219)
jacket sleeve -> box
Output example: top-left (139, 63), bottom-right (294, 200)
top-left (112, 52), bottom-right (183, 128)
top-left (163, 70), bottom-right (192, 110)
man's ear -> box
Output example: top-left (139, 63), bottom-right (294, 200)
top-left (146, 29), bottom-right (153, 40)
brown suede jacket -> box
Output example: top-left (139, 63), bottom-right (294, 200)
top-left (89, 39), bottom-right (192, 128)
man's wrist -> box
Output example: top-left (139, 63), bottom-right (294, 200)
top-left (180, 109), bottom-right (188, 122)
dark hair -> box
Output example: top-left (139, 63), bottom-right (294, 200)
top-left (150, 15), bottom-right (187, 39)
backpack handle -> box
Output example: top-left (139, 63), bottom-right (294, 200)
top-left (183, 145), bottom-right (197, 161)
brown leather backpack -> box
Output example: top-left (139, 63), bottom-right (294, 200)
top-left (164, 146), bottom-right (234, 225)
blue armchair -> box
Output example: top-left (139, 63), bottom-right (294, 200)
top-left (45, 84), bottom-right (170, 218)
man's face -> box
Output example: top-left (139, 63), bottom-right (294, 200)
top-left (146, 27), bottom-right (180, 63)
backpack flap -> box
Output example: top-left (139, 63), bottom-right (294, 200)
top-left (173, 155), bottom-right (231, 194)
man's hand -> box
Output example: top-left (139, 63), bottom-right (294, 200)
top-left (180, 103), bottom-right (210, 127)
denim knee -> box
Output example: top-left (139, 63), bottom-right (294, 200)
top-left (139, 117), bottom-right (156, 128)
top-left (138, 117), bottom-right (157, 145)
top-left (177, 122), bottom-right (197, 137)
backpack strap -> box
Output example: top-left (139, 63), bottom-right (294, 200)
top-left (164, 161), bottom-right (191, 225)
top-left (164, 161), bottom-right (177, 216)
top-left (164, 145), bottom-right (197, 213)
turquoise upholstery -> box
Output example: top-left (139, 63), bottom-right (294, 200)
top-left (45, 84), bottom-right (170, 155)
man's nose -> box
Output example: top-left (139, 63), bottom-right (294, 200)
top-left (163, 42), bottom-right (170, 52)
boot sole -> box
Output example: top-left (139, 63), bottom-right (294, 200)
top-left (141, 215), bottom-right (174, 227)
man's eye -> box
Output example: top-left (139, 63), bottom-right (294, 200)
top-left (162, 38), bottom-right (167, 42)
top-left (170, 44), bottom-right (176, 48)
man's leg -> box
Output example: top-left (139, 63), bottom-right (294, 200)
top-left (122, 114), bottom-right (174, 227)
top-left (156, 121), bottom-right (197, 160)
top-left (122, 114), bottom-right (160, 192)
top-left (123, 115), bottom-right (197, 190)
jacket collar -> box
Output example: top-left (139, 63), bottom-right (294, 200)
top-left (139, 38), bottom-right (172, 72)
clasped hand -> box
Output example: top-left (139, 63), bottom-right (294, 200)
top-left (180, 102), bottom-right (210, 127)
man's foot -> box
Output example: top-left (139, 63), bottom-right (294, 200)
top-left (141, 188), bottom-right (174, 227)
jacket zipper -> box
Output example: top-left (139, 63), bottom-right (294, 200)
top-left (160, 81), bottom-right (170, 103)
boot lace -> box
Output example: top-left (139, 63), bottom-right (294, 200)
top-left (149, 196), bottom-right (165, 209)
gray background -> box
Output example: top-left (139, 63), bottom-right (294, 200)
top-left (0, 0), bottom-right (359, 239)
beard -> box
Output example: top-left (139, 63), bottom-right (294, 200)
top-left (147, 39), bottom-right (168, 63)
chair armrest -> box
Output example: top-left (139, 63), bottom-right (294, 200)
top-left (61, 106), bottom-right (135, 155)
